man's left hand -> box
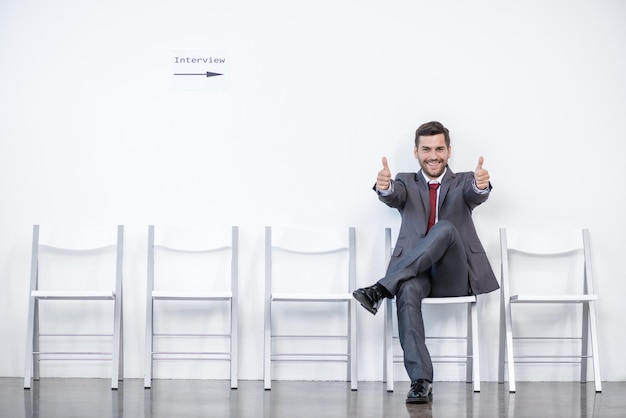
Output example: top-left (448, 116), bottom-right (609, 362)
top-left (474, 156), bottom-right (490, 190)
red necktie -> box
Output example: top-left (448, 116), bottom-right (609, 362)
top-left (427, 182), bottom-right (440, 234)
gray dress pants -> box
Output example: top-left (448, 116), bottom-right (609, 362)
top-left (378, 220), bottom-right (470, 382)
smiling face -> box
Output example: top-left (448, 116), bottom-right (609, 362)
top-left (414, 133), bottom-right (451, 180)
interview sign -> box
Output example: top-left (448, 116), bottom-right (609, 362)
top-left (172, 50), bottom-right (229, 91)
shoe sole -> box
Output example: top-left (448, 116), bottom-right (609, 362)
top-left (352, 291), bottom-right (377, 315)
top-left (406, 393), bottom-right (433, 404)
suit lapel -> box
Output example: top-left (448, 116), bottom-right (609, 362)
top-left (438, 168), bottom-right (456, 210)
top-left (415, 172), bottom-right (430, 218)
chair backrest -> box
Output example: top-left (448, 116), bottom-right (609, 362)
top-left (500, 228), bottom-right (594, 297)
top-left (33, 225), bottom-right (123, 292)
top-left (265, 226), bottom-right (356, 295)
top-left (148, 225), bottom-right (238, 294)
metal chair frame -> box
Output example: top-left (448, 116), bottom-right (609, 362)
top-left (263, 226), bottom-right (357, 390)
top-left (24, 225), bottom-right (124, 390)
top-left (144, 225), bottom-right (238, 389)
top-left (497, 228), bottom-right (601, 393)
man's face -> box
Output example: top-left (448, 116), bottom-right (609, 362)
top-left (414, 133), bottom-right (451, 180)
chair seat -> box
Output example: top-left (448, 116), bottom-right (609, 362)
top-left (152, 290), bottom-right (232, 300)
top-left (423, 296), bottom-right (477, 304)
top-left (31, 290), bottom-right (116, 300)
top-left (272, 292), bottom-right (352, 302)
top-left (511, 294), bottom-right (597, 303)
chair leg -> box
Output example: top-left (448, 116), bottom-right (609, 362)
top-left (466, 303), bottom-right (473, 384)
top-left (469, 302), bottom-right (480, 392)
top-left (504, 301), bottom-right (516, 393)
top-left (25, 226), bottom-right (39, 390)
top-left (111, 297), bottom-right (122, 390)
top-left (111, 226), bottom-right (124, 390)
top-left (144, 297), bottom-right (154, 389)
top-left (33, 301), bottom-right (41, 382)
top-left (349, 300), bottom-right (358, 391)
top-left (384, 299), bottom-right (394, 392)
top-left (498, 294), bottom-right (506, 385)
top-left (23, 297), bottom-right (36, 389)
top-left (263, 301), bottom-right (271, 390)
top-left (588, 301), bottom-right (602, 392)
top-left (581, 302), bottom-right (590, 384)
top-left (119, 301), bottom-right (124, 382)
top-left (230, 299), bottom-right (238, 390)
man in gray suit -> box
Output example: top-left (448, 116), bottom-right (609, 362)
top-left (353, 121), bottom-right (499, 404)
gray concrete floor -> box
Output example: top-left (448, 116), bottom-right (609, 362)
top-left (1, 378), bottom-right (623, 418)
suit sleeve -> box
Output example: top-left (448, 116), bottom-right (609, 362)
top-left (463, 174), bottom-right (492, 209)
top-left (376, 175), bottom-right (408, 210)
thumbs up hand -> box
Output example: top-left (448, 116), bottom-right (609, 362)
top-left (474, 156), bottom-right (490, 190)
top-left (376, 156), bottom-right (392, 191)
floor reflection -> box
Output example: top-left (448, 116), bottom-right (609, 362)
top-left (0, 379), bottom-right (620, 418)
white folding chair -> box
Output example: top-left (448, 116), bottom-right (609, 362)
top-left (144, 225), bottom-right (238, 389)
top-left (382, 228), bottom-right (480, 392)
top-left (498, 228), bottom-right (601, 393)
top-left (24, 225), bottom-right (124, 390)
top-left (263, 226), bottom-right (357, 390)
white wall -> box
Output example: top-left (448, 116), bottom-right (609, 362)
top-left (1, 0), bottom-right (625, 382)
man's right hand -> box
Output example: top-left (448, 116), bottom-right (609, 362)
top-left (376, 156), bottom-right (392, 191)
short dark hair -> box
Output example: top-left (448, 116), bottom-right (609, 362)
top-left (415, 121), bottom-right (450, 147)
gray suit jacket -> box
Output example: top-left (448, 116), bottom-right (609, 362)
top-left (378, 168), bottom-right (499, 295)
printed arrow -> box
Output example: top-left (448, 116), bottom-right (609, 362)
top-left (173, 71), bottom-right (223, 77)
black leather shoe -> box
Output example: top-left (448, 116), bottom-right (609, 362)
top-left (352, 285), bottom-right (384, 315)
top-left (406, 379), bottom-right (433, 404)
